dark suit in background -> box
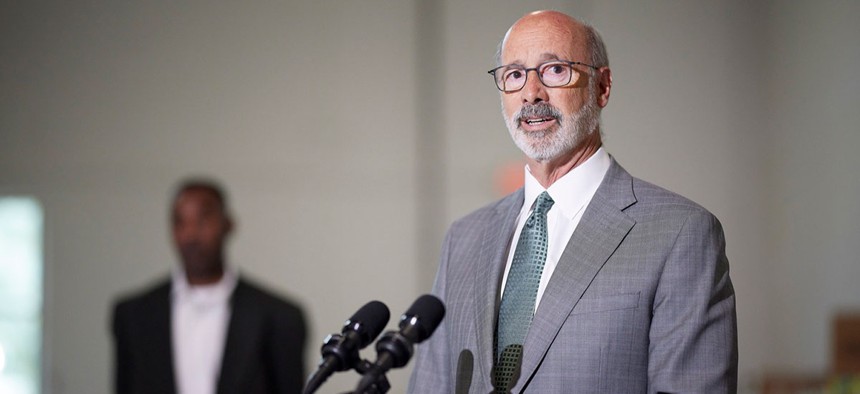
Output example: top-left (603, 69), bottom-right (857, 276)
top-left (112, 276), bottom-right (306, 394)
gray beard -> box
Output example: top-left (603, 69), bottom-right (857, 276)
top-left (504, 98), bottom-right (601, 162)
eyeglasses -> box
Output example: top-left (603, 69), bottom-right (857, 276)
top-left (487, 60), bottom-right (599, 93)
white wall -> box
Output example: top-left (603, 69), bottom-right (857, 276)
top-left (764, 0), bottom-right (860, 372)
top-left (1, 1), bottom-right (858, 393)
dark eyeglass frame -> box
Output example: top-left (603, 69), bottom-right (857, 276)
top-left (487, 60), bottom-right (600, 92)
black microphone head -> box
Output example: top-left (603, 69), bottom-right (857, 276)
top-left (343, 300), bottom-right (390, 347)
top-left (399, 294), bottom-right (445, 343)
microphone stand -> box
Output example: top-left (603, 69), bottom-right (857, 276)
top-left (353, 360), bottom-right (391, 394)
top-left (337, 359), bottom-right (390, 394)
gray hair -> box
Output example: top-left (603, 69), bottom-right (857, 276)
top-left (584, 24), bottom-right (609, 67)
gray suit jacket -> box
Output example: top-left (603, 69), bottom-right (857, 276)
top-left (408, 160), bottom-right (737, 393)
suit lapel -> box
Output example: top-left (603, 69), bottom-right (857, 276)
top-left (474, 190), bottom-right (524, 387)
top-left (514, 160), bottom-right (637, 392)
top-left (217, 280), bottom-right (256, 394)
top-left (149, 283), bottom-right (178, 394)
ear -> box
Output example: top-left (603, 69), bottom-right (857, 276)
top-left (596, 67), bottom-right (612, 108)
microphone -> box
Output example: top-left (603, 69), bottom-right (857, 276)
top-left (303, 300), bottom-right (390, 394)
top-left (455, 349), bottom-right (474, 394)
top-left (353, 295), bottom-right (445, 394)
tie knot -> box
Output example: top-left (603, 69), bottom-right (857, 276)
top-left (533, 191), bottom-right (554, 215)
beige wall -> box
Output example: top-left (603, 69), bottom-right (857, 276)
top-left (1, 1), bottom-right (858, 393)
top-left (764, 0), bottom-right (860, 370)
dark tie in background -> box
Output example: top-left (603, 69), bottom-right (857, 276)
top-left (494, 191), bottom-right (554, 392)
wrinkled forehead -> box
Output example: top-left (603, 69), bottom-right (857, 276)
top-left (501, 16), bottom-right (588, 65)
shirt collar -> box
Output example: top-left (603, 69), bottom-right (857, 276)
top-left (171, 264), bottom-right (239, 304)
top-left (523, 147), bottom-right (611, 219)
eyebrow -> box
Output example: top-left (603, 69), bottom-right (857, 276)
top-left (539, 52), bottom-right (562, 61)
top-left (504, 53), bottom-right (564, 67)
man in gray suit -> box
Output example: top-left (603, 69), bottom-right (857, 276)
top-left (408, 10), bottom-right (737, 393)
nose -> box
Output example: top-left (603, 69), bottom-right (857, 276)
top-left (521, 69), bottom-right (548, 104)
top-left (174, 222), bottom-right (201, 244)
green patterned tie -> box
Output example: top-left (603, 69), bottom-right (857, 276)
top-left (494, 191), bottom-right (554, 392)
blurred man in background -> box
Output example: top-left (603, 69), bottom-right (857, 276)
top-left (112, 178), bottom-right (307, 394)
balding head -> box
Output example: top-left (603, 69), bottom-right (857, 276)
top-left (496, 11), bottom-right (608, 69)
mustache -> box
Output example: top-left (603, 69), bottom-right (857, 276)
top-left (515, 103), bottom-right (563, 125)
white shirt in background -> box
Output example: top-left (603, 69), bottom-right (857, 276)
top-left (171, 267), bottom-right (238, 394)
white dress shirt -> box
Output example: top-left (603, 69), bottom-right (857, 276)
top-left (171, 267), bottom-right (238, 394)
top-left (500, 147), bottom-right (611, 312)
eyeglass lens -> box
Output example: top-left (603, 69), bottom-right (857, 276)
top-left (496, 62), bottom-right (574, 91)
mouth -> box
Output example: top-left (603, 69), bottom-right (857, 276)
top-left (523, 117), bottom-right (555, 126)
top-left (520, 116), bottom-right (558, 131)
